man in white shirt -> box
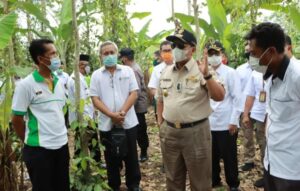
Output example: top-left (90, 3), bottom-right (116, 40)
top-left (54, 63), bottom-right (69, 95)
top-left (246, 22), bottom-right (300, 191)
top-left (90, 41), bottom-right (141, 191)
top-left (11, 39), bottom-right (69, 191)
top-left (148, 41), bottom-right (174, 97)
top-left (242, 70), bottom-right (267, 188)
top-left (207, 41), bottom-right (241, 191)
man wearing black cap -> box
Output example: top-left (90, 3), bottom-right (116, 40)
top-left (157, 24), bottom-right (225, 190)
top-left (206, 41), bottom-right (241, 191)
top-left (119, 48), bottom-right (149, 162)
top-left (67, 54), bottom-right (101, 162)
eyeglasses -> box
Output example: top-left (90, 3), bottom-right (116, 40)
top-left (172, 43), bottom-right (185, 50)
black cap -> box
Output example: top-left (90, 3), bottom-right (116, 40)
top-left (80, 54), bottom-right (90, 61)
top-left (119, 48), bottom-right (134, 58)
top-left (205, 41), bottom-right (224, 52)
top-left (166, 22), bottom-right (197, 46)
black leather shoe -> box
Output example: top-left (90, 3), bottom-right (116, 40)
top-left (241, 162), bottom-right (254, 171)
top-left (212, 181), bottom-right (222, 188)
top-left (139, 150), bottom-right (148, 163)
top-left (254, 177), bottom-right (264, 188)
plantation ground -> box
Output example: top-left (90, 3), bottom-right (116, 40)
top-left (23, 107), bottom-right (264, 191)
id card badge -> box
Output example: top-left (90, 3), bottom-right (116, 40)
top-left (259, 91), bottom-right (266, 103)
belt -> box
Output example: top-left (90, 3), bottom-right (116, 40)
top-left (166, 118), bottom-right (207, 129)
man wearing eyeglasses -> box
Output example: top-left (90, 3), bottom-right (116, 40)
top-left (157, 25), bottom-right (225, 190)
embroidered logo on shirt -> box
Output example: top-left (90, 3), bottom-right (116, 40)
top-left (35, 91), bottom-right (42, 95)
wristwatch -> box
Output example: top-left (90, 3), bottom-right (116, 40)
top-left (204, 73), bottom-right (212, 80)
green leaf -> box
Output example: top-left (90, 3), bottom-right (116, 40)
top-left (289, 6), bottom-right (300, 32)
top-left (17, 2), bottom-right (51, 29)
top-left (81, 159), bottom-right (87, 170)
top-left (130, 12), bottom-right (151, 19)
top-left (260, 3), bottom-right (288, 13)
top-left (137, 19), bottom-right (151, 41)
top-left (207, 0), bottom-right (228, 36)
top-left (59, 0), bottom-right (72, 25)
top-left (0, 13), bottom-right (17, 49)
top-left (94, 184), bottom-right (102, 191)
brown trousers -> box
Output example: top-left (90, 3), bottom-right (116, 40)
top-left (241, 116), bottom-right (266, 165)
top-left (160, 120), bottom-right (212, 191)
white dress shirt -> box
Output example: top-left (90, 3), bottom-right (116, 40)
top-left (264, 57), bottom-right (300, 180)
top-left (244, 71), bottom-right (267, 122)
top-left (90, 64), bottom-right (139, 131)
top-left (148, 62), bottom-right (167, 89)
top-left (55, 71), bottom-right (69, 96)
top-left (236, 62), bottom-right (252, 112)
top-left (209, 64), bottom-right (242, 131)
top-left (67, 72), bottom-right (94, 124)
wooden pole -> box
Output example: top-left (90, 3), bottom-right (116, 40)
top-left (192, 0), bottom-right (201, 60)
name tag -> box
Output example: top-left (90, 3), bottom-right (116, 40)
top-left (259, 91), bottom-right (266, 103)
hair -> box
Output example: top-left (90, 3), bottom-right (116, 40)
top-left (29, 39), bottom-right (54, 64)
top-left (285, 35), bottom-right (292, 46)
top-left (154, 50), bottom-right (160, 57)
top-left (160, 41), bottom-right (173, 50)
top-left (99, 41), bottom-right (119, 55)
top-left (245, 22), bottom-right (285, 53)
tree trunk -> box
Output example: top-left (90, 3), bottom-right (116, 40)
top-left (192, 0), bottom-right (201, 60)
top-left (171, 0), bottom-right (175, 21)
top-left (41, 0), bottom-right (46, 32)
top-left (188, 0), bottom-right (192, 15)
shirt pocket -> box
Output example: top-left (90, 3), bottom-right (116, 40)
top-left (160, 79), bottom-right (173, 97)
top-left (184, 77), bottom-right (200, 95)
top-left (270, 99), bottom-right (300, 122)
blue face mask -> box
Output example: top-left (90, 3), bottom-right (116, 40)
top-left (103, 55), bottom-right (117, 67)
top-left (44, 57), bottom-right (61, 72)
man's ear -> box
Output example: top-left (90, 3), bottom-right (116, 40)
top-left (191, 46), bottom-right (196, 53)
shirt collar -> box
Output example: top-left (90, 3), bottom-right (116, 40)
top-left (263, 56), bottom-right (290, 80)
top-left (101, 64), bottom-right (122, 72)
top-left (215, 63), bottom-right (225, 75)
top-left (173, 58), bottom-right (194, 71)
top-left (32, 70), bottom-right (58, 89)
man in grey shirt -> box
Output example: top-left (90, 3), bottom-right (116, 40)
top-left (120, 48), bottom-right (149, 162)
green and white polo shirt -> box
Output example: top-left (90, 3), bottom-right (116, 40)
top-left (12, 70), bottom-right (67, 149)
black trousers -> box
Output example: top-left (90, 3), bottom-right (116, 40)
top-left (212, 130), bottom-right (239, 188)
top-left (136, 112), bottom-right (149, 151)
top-left (100, 126), bottom-right (141, 190)
top-left (264, 169), bottom-right (300, 191)
top-left (22, 144), bottom-right (70, 191)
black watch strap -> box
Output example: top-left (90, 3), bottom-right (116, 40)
top-left (204, 74), bottom-right (212, 80)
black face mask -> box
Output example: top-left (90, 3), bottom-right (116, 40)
top-left (244, 52), bottom-right (250, 60)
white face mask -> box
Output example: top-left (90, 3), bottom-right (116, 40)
top-left (208, 55), bottom-right (222, 66)
top-left (173, 47), bottom-right (188, 62)
top-left (85, 65), bottom-right (91, 75)
top-left (249, 48), bottom-right (272, 74)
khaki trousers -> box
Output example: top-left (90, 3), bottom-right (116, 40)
top-left (241, 116), bottom-right (266, 164)
top-left (160, 120), bottom-right (212, 191)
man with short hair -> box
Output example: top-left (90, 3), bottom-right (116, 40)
top-left (206, 41), bottom-right (241, 191)
top-left (157, 26), bottom-right (225, 190)
top-left (11, 39), bottom-right (69, 191)
top-left (119, 48), bottom-right (149, 162)
top-left (90, 41), bottom-right (142, 191)
top-left (246, 22), bottom-right (300, 191)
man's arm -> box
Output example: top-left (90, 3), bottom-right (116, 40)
top-left (11, 115), bottom-right (26, 141)
top-left (120, 90), bottom-right (138, 114)
top-left (198, 53), bottom-right (225, 101)
top-left (242, 96), bottom-right (255, 128)
top-left (157, 98), bottom-right (164, 126)
top-left (91, 96), bottom-right (124, 124)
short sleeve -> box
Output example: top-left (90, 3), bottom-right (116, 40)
top-left (148, 68), bottom-right (158, 89)
top-left (12, 81), bottom-right (31, 115)
top-left (90, 71), bottom-right (101, 97)
top-left (128, 68), bottom-right (139, 92)
top-left (244, 74), bottom-right (255, 97)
